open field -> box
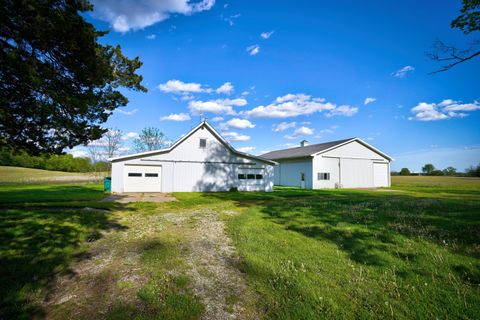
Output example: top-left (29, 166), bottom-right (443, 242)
top-left (0, 176), bottom-right (479, 319)
top-left (0, 166), bottom-right (107, 184)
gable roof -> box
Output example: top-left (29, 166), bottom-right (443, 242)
top-left (260, 138), bottom-right (393, 161)
top-left (109, 120), bottom-right (277, 165)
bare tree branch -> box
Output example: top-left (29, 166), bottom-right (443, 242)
top-left (427, 39), bottom-right (480, 74)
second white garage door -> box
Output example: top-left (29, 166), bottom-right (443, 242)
top-left (373, 162), bottom-right (389, 187)
top-left (124, 165), bottom-right (162, 192)
top-left (340, 158), bottom-right (374, 188)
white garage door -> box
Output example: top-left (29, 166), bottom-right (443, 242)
top-left (340, 158), bottom-right (374, 188)
top-left (373, 162), bottom-right (389, 187)
top-left (124, 165), bottom-right (162, 192)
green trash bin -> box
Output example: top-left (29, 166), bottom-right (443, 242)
top-left (104, 176), bottom-right (111, 192)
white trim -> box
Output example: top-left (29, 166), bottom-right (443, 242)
top-left (109, 120), bottom-right (277, 165)
top-left (322, 155), bottom-right (387, 161)
top-left (312, 138), bottom-right (394, 161)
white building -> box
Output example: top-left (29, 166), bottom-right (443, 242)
top-left (261, 138), bottom-right (393, 189)
top-left (109, 121), bottom-right (276, 193)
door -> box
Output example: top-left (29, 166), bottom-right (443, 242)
top-left (124, 165), bottom-right (162, 192)
top-left (373, 162), bottom-right (389, 187)
top-left (340, 158), bottom-right (374, 188)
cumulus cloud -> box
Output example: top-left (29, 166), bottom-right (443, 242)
top-left (244, 93), bottom-right (340, 118)
top-left (67, 147), bottom-right (88, 158)
top-left (273, 121), bottom-right (296, 132)
top-left (161, 113), bottom-right (191, 121)
top-left (220, 118), bottom-right (255, 130)
top-left (284, 126), bottom-right (314, 140)
top-left (326, 105), bottom-right (359, 117)
top-left (92, 0), bottom-right (215, 33)
top-left (246, 45), bottom-right (260, 56)
top-left (260, 30), bottom-right (274, 39)
top-left (364, 97), bottom-right (376, 105)
top-left (216, 82), bottom-right (234, 95)
top-left (189, 98), bottom-right (247, 115)
top-left (391, 65), bottom-right (415, 78)
top-left (115, 108), bottom-right (138, 116)
top-left (222, 131), bottom-right (250, 142)
top-left (158, 79), bottom-right (211, 94)
top-left (409, 99), bottom-right (479, 121)
top-left (122, 131), bottom-right (140, 141)
top-left (211, 116), bottom-right (224, 122)
top-left (237, 146), bottom-right (256, 153)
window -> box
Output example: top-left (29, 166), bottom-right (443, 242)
top-left (128, 173), bottom-right (142, 177)
top-left (318, 172), bottom-right (330, 180)
top-left (255, 174), bottom-right (263, 180)
top-left (301, 172), bottom-right (305, 181)
top-left (247, 174), bottom-right (255, 179)
top-left (199, 138), bottom-right (207, 148)
top-left (238, 174), bottom-right (246, 179)
top-left (145, 173), bottom-right (158, 177)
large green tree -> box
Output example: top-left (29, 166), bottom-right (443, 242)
top-left (0, 0), bottom-right (146, 154)
top-left (429, 0), bottom-right (480, 73)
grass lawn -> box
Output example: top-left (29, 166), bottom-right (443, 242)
top-left (0, 176), bottom-right (479, 319)
top-left (0, 166), bottom-right (106, 184)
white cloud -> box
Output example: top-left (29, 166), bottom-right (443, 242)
top-left (260, 30), bottom-right (274, 39)
top-left (224, 13), bottom-right (240, 26)
top-left (241, 91), bottom-right (249, 96)
top-left (247, 45), bottom-right (260, 56)
top-left (245, 94), bottom-right (337, 118)
top-left (115, 108), bottom-right (138, 116)
top-left (222, 131), bottom-right (250, 142)
top-left (391, 65), bottom-right (415, 78)
top-left (161, 113), bottom-right (191, 121)
top-left (326, 105), bottom-right (359, 117)
top-left (409, 99), bottom-right (479, 121)
top-left (189, 98), bottom-right (247, 115)
top-left (220, 118), bottom-right (255, 130)
top-left (122, 131), bottom-right (139, 141)
top-left (158, 79), bottom-right (211, 94)
top-left (68, 147), bottom-right (88, 158)
top-left (319, 129), bottom-right (334, 134)
top-left (211, 116), bottom-right (224, 122)
top-left (92, 0), bottom-right (215, 33)
top-left (237, 146), bottom-right (256, 153)
top-left (285, 126), bottom-right (314, 140)
top-left (146, 34), bottom-right (156, 40)
top-left (273, 121), bottom-right (296, 132)
top-left (364, 97), bottom-right (376, 105)
top-left (216, 82), bottom-right (234, 95)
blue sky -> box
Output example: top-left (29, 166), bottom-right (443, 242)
top-left (72, 0), bottom-right (480, 172)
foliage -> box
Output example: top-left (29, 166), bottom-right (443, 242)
top-left (428, 0), bottom-right (480, 73)
top-left (133, 127), bottom-right (169, 152)
top-left (443, 166), bottom-right (457, 176)
top-left (466, 163), bottom-right (480, 176)
top-left (399, 167), bottom-right (411, 176)
top-left (0, 148), bottom-right (92, 172)
top-left (421, 163), bottom-right (435, 175)
top-left (0, 0), bottom-right (146, 154)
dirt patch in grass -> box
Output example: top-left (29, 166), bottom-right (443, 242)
top-left (103, 193), bottom-right (177, 203)
top-left (185, 209), bottom-right (259, 320)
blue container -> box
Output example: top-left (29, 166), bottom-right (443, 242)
top-left (104, 176), bottom-right (111, 192)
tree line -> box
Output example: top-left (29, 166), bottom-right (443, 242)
top-left (392, 163), bottom-right (480, 177)
top-left (0, 127), bottom-right (169, 173)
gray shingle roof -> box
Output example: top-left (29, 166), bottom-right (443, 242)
top-left (260, 138), bottom-right (354, 160)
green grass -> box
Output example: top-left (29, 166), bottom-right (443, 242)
top-left (0, 166), bottom-right (106, 184)
top-left (0, 176), bottom-right (479, 319)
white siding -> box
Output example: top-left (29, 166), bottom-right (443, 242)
top-left (373, 162), bottom-right (389, 187)
top-left (320, 140), bottom-right (389, 161)
top-left (312, 157), bottom-right (340, 189)
top-left (276, 158), bottom-right (312, 188)
top-left (111, 124), bottom-right (274, 193)
top-left (340, 158), bottom-right (373, 188)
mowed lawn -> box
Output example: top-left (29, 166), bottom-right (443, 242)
top-left (0, 175), bottom-right (479, 319)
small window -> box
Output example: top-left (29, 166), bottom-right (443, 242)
top-left (128, 173), bottom-right (142, 177)
top-left (238, 174), bottom-right (246, 179)
top-left (145, 173), bottom-right (158, 177)
top-left (199, 138), bottom-right (207, 148)
top-left (247, 174), bottom-right (255, 179)
top-left (318, 172), bottom-right (330, 180)
top-left (255, 174), bottom-right (263, 180)
top-left (301, 172), bottom-right (305, 181)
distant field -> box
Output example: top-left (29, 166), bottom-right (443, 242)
top-left (392, 175), bottom-right (480, 188)
top-left (0, 166), bottom-right (107, 184)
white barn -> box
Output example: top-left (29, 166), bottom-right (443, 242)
top-left (109, 121), bottom-right (276, 193)
top-left (261, 138), bottom-right (393, 189)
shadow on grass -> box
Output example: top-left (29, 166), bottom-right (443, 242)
top-left (200, 187), bottom-right (480, 269)
top-left (0, 204), bottom-right (128, 319)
